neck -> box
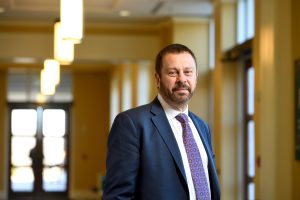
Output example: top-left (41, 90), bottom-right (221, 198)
top-left (170, 104), bottom-right (187, 112)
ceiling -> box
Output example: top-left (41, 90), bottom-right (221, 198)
top-left (0, 0), bottom-right (214, 101)
top-left (0, 0), bottom-right (213, 23)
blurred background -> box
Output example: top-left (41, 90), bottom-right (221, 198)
top-left (0, 0), bottom-right (299, 199)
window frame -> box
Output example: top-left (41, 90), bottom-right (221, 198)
top-left (8, 102), bottom-right (71, 199)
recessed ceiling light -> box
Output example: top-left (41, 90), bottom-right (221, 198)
top-left (119, 10), bottom-right (131, 17)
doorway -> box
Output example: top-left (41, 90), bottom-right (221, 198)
top-left (8, 103), bottom-right (70, 200)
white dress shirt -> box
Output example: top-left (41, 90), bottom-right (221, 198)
top-left (157, 94), bottom-right (211, 200)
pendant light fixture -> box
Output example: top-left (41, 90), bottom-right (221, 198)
top-left (40, 59), bottom-right (60, 95)
top-left (54, 21), bottom-right (74, 65)
top-left (60, 0), bottom-right (83, 43)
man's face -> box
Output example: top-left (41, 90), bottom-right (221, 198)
top-left (155, 52), bottom-right (198, 109)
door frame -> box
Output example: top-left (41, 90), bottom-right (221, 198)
top-left (7, 102), bottom-right (71, 199)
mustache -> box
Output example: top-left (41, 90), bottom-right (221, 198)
top-left (172, 82), bottom-right (190, 92)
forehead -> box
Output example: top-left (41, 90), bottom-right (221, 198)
top-left (162, 52), bottom-right (196, 69)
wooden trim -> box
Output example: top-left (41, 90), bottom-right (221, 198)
top-left (221, 39), bottom-right (253, 62)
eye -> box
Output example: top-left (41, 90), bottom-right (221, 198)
top-left (168, 70), bottom-right (177, 77)
top-left (184, 70), bottom-right (193, 76)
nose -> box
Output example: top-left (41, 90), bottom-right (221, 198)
top-left (177, 71), bottom-right (186, 83)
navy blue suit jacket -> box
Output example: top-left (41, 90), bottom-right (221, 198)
top-left (103, 98), bottom-right (220, 200)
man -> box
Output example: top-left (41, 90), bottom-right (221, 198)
top-left (103, 44), bottom-right (220, 200)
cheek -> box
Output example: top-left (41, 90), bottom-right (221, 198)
top-left (188, 78), bottom-right (197, 88)
top-left (162, 78), bottom-right (176, 89)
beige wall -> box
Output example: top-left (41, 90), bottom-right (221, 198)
top-left (76, 34), bottom-right (159, 61)
top-left (292, 0), bottom-right (300, 199)
top-left (70, 70), bottom-right (110, 198)
top-left (0, 69), bottom-right (7, 198)
top-left (0, 22), bottom-right (162, 64)
top-left (255, 0), bottom-right (294, 199)
top-left (213, 1), bottom-right (238, 199)
top-left (221, 63), bottom-right (239, 200)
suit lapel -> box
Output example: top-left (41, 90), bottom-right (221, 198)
top-left (189, 114), bottom-right (211, 157)
top-left (150, 99), bottom-right (187, 182)
top-left (189, 113), bottom-right (219, 184)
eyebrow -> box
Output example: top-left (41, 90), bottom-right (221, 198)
top-left (166, 66), bottom-right (195, 69)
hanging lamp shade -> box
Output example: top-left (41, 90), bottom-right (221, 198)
top-left (44, 59), bottom-right (60, 86)
top-left (54, 21), bottom-right (74, 65)
top-left (60, 0), bottom-right (83, 43)
top-left (40, 69), bottom-right (55, 96)
top-left (41, 59), bottom-right (60, 95)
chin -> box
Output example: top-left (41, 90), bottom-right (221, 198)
top-left (173, 96), bottom-right (189, 104)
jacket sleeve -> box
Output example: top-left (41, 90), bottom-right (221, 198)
top-left (103, 112), bottom-right (140, 200)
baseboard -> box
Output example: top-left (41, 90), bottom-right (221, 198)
top-left (69, 190), bottom-right (99, 200)
top-left (0, 190), bottom-right (7, 200)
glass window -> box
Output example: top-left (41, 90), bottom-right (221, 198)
top-left (11, 136), bottom-right (36, 166)
top-left (7, 69), bottom-right (73, 103)
top-left (9, 106), bottom-right (69, 196)
top-left (11, 167), bottom-right (34, 192)
top-left (11, 109), bottom-right (37, 136)
top-left (246, 65), bottom-right (255, 199)
top-left (246, 0), bottom-right (255, 39)
top-left (43, 167), bottom-right (67, 192)
top-left (247, 121), bottom-right (255, 177)
top-left (43, 109), bottom-right (66, 137)
top-left (43, 137), bottom-right (66, 166)
top-left (248, 182), bottom-right (255, 200)
top-left (237, 0), bottom-right (247, 44)
top-left (247, 67), bottom-right (255, 115)
top-left (42, 108), bottom-right (68, 192)
top-left (237, 0), bottom-right (255, 44)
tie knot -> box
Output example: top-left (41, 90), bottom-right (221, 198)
top-left (175, 113), bottom-right (189, 124)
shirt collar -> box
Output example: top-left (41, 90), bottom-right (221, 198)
top-left (157, 94), bottom-right (189, 121)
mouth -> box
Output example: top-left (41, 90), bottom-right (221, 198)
top-left (172, 83), bottom-right (190, 92)
top-left (172, 87), bottom-right (190, 95)
top-left (173, 87), bottom-right (187, 92)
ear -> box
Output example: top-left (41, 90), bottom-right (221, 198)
top-left (155, 73), bottom-right (160, 89)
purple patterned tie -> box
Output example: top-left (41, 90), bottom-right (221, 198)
top-left (176, 113), bottom-right (210, 200)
